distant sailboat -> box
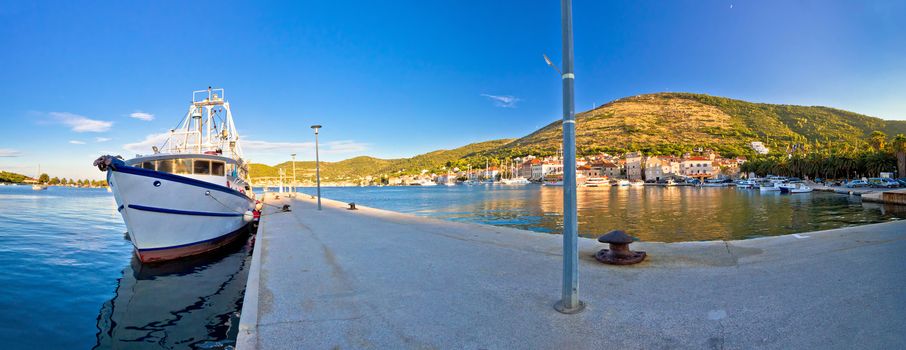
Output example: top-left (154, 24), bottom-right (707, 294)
top-left (32, 165), bottom-right (47, 191)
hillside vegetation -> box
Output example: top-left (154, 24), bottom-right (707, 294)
top-left (251, 93), bottom-right (906, 181)
top-left (0, 171), bottom-right (29, 183)
top-left (251, 139), bottom-right (512, 181)
top-left (503, 93), bottom-right (906, 157)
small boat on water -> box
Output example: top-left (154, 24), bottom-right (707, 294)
top-left (584, 177), bottom-right (608, 187)
top-left (31, 165), bottom-right (48, 190)
top-left (629, 180), bottom-right (644, 187)
top-left (736, 179), bottom-right (756, 189)
top-left (779, 182), bottom-right (813, 193)
top-left (500, 177), bottom-right (530, 185)
top-left (93, 87), bottom-right (256, 263)
top-left (409, 179), bottom-right (437, 186)
top-left (701, 179), bottom-right (728, 187)
top-left (543, 173), bottom-right (564, 186)
top-left (612, 179), bottom-right (630, 187)
top-left (758, 182), bottom-right (781, 192)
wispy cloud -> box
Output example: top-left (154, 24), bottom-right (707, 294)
top-left (243, 139), bottom-right (369, 154)
top-left (0, 149), bottom-right (20, 157)
top-left (123, 132), bottom-right (169, 154)
top-left (322, 140), bottom-right (369, 154)
top-left (50, 112), bottom-right (113, 132)
top-left (122, 133), bottom-right (369, 158)
top-left (129, 111), bottom-right (154, 121)
top-left (69, 140), bottom-right (86, 145)
top-left (95, 137), bottom-right (111, 143)
top-left (481, 94), bottom-right (520, 108)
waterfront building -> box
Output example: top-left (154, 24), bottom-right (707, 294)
top-left (625, 152), bottom-right (644, 180)
top-left (644, 156), bottom-right (681, 182)
top-left (680, 156), bottom-right (714, 179)
top-left (577, 165), bottom-right (594, 178)
top-left (521, 159), bottom-right (540, 179)
top-left (589, 160), bottom-right (621, 179)
top-left (531, 160), bottom-right (563, 181)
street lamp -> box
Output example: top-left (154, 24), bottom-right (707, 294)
top-left (291, 153), bottom-right (297, 197)
top-left (311, 125), bottom-right (322, 210)
top-left (548, 0), bottom-right (584, 314)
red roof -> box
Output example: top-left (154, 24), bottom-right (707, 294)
top-left (686, 156), bottom-right (710, 161)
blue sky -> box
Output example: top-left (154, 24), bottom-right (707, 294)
top-left (1, 0), bottom-right (905, 179)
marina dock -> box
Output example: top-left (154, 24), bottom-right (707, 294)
top-left (238, 195), bottom-right (906, 349)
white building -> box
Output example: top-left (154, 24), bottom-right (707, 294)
top-left (750, 141), bottom-right (770, 155)
top-left (531, 161), bottom-right (563, 181)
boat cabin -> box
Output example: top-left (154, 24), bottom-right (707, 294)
top-left (125, 154), bottom-right (250, 190)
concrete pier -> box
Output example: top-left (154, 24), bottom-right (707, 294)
top-left (238, 195), bottom-right (906, 349)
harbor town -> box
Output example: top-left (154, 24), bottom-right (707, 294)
top-left (3, 1), bottom-right (906, 350)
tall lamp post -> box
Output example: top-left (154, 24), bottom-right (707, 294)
top-left (291, 153), bottom-right (297, 197)
top-left (311, 125), bottom-right (322, 210)
top-left (548, 0), bottom-right (584, 314)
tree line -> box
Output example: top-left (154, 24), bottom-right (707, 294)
top-left (740, 131), bottom-right (906, 179)
top-left (37, 173), bottom-right (108, 187)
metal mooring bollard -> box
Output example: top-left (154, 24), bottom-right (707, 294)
top-left (348, 202), bottom-right (357, 210)
top-left (281, 204), bottom-right (291, 212)
top-left (595, 230), bottom-right (646, 265)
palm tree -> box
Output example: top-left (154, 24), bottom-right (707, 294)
top-left (869, 130), bottom-right (887, 151)
top-left (892, 134), bottom-right (906, 178)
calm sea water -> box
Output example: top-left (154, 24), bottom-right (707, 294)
top-left (1, 184), bottom-right (903, 349)
top-left (291, 184), bottom-right (906, 242)
top-left (0, 185), bottom-right (251, 350)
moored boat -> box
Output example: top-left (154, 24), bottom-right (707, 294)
top-left (584, 177), bottom-right (608, 187)
top-left (94, 87), bottom-right (256, 263)
top-left (779, 182), bottom-right (813, 193)
top-left (701, 179), bottom-right (728, 187)
top-left (543, 173), bottom-right (564, 186)
top-left (736, 179), bottom-right (756, 189)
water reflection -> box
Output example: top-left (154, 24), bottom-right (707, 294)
top-left (93, 232), bottom-right (254, 350)
top-left (297, 185), bottom-right (906, 242)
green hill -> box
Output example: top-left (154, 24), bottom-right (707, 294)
top-left (251, 92), bottom-right (906, 181)
top-left (504, 92), bottom-right (906, 157)
top-left (0, 171), bottom-right (30, 183)
top-left (250, 139), bottom-right (512, 182)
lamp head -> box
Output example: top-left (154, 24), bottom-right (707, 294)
top-left (310, 125), bottom-right (322, 134)
top-left (543, 54), bottom-right (553, 66)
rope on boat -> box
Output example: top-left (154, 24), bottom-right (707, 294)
top-left (206, 191), bottom-right (290, 219)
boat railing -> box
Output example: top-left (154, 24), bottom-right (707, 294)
top-left (193, 88), bottom-right (226, 105)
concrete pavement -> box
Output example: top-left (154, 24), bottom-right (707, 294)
top-left (238, 195), bottom-right (906, 349)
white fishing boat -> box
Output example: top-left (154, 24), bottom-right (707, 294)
top-left (629, 180), bottom-right (644, 187)
top-left (93, 87), bottom-right (256, 263)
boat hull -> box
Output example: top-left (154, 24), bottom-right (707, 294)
top-left (108, 164), bottom-right (254, 263)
